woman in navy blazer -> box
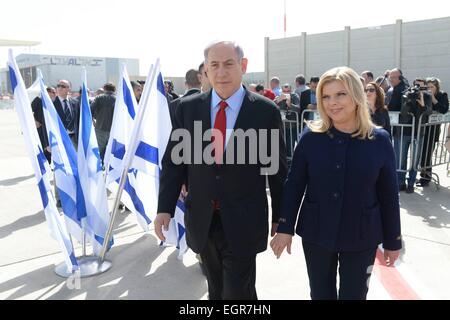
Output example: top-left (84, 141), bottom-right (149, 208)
top-left (271, 67), bottom-right (402, 300)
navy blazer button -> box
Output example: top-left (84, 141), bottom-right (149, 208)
top-left (333, 192), bottom-right (340, 198)
top-left (215, 175), bottom-right (220, 180)
top-left (336, 164), bottom-right (341, 169)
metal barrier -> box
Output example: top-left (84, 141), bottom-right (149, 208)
top-left (280, 110), bottom-right (299, 162)
top-left (415, 112), bottom-right (450, 188)
top-left (300, 109), bottom-right (320, 133)
top-left (281, 109), bottom-right (450, 186)
top-left (389, 112), bottom-right (417, 176)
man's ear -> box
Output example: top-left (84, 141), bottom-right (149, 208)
top-left (241, 58), bottom-right (248, 74)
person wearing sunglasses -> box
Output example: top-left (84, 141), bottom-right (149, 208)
top-left (54, 79), bottom-right (80, 148)
top-left (365, 82), bottom-right (391, 135)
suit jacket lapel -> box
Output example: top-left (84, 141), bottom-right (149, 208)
top-left (201, 90), bottom-right (212, 130)
top-left (232, 89), bottom-right (253, 131)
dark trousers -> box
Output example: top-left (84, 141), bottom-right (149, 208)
top-left (420, 125), bottom-right (440, 182)
top-left (199, 211), bottom-right (257, 300)
top-left (302, 240), bottom-right (377, 300)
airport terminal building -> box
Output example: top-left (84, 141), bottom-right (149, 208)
top-left (1, 53), bottom-right (139, 94)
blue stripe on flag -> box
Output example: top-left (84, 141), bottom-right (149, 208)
top-left (120, 177), bottom-right (151, 225)
top-left (157, 73), bottom-right (165, 96)
top-left (123, 79), bottom-right (136, 119)
top-left (8, 66), bottom-right (18, 93)
top-left (58, 188), bottom-right (82, 227)
top-left (37, 146), bottom-right (47, 176)
top-left (37, 178), bottom-right (49, 208)
top-left (69, 253), bottom-right (79, 269)
top-left (176, 199), bottom-right (186, 212)
top-left (94, 234), bottom-right (114, 249)
top-left (111, 139), bottom-right (126, 160)
top-left (135, 141), bottom-right (159, 165)
top-left (177, 222), bottom-right (185, 242)
top-left (81, 83), bottom-right (91, 155)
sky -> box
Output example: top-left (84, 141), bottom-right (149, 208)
top-left (1, 0), bottom-right (450, 77)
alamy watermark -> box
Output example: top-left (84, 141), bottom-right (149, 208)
top-left (169, 121), bottom-right (281, 175)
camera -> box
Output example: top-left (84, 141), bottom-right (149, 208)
top-left (402, 84), bottom-right (421, 105)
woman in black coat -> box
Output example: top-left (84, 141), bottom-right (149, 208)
top-left (271, 67), bottom-right (401, 300)
top-left (366, 82), bottom-right (391, 135)
top-left (418, 77), bottom-right (449, 186)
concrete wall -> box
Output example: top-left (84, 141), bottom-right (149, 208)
top-left (266, 16), bottom-right (450, 93)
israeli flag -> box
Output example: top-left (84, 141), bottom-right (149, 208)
top-left (174, 200), bottom-right (188, 259)
top-left (104, 65), bottom-right (154, 231)
top-left (129, 66), bottom-right (171, 175)
top-left (8, 50), bottom-right (78, 272)
top-left (39, 72), bottom-right (86, 243)
top-left (77, 70), bottom-right (112, 255)
top-left (161, 199), bottom-right (188, 259)
top-left (123, 62), bottom-right (172, 235)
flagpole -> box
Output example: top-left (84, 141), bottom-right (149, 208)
top-left (99, 61), bottom-right (159, 262)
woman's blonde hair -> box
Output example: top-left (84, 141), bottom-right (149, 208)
top-left (307, 66), bottom-right (375, 139)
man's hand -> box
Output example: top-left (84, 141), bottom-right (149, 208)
top-left (154, 213), bottom-right (172, 241)
top-left (270, 233), bottom-right (293, 259)
top-left (384, 249), bottom-right (400, 267)
top-left (417, 92), bottom-right (425, 107)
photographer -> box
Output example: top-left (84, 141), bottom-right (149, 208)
top-left (394, 78), bottom-right (432, 193)
top-left (275, 84), bottom-right (300, 159)
top-left (418, 77), bottom-right (449, 186)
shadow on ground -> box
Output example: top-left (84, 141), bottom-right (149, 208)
top-left (0, 234), bottom-right (207, 300)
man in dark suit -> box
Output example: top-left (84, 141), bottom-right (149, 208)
top-left (168, 69), bottom-right (201, 124)
top-left (154, 41), bottom-right (287, 300)
top-left (299, 77), bottom-right (320, 120)
top-left (53, 79), bottom-right (80, 148)
top-left (31, 86), bottom-right (56, 163)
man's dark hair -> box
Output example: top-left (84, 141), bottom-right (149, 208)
top-left (185, 69), bottom-right (201, 87)
top-left (255, 84), bottom-right (265, 92)
top-left (137, 80), bottom-right (145, 86)
top-left (198, 62), bottom-right (205, 72)
top-left (295, 74), bottom-right (306, 85)
top-left (46, 86), bottom-right (56, 93)
top-left (362, 71), bottom-right (374, 79)
top-left (310, 77), bottom-right (320, 83)
top-left (103, 83), bottom-right (116, 93)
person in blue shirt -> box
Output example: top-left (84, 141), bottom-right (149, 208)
top-left (270, 66), bottom-right (402, 300)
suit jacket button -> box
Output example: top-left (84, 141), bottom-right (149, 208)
top-left (336, 164), bottom-right (341, 169)
top-left (333, 192), bottom-right (340, 198)
top-left (216, 175), bottom-right (220, 180)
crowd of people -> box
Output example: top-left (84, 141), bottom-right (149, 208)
top-left (27, 40), bottom-right (449, 300)
top-left (250, 68), bottom-right (449, 193)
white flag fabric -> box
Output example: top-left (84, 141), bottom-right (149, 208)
top-left (39, 73), bottom-right (86, 243)
top-left (129, 67), bottom-right (172, 176)
top-left (161, 199), bottom-right (188, 260)
top-left (174, 200), bottom-right (188, 259)
top-left (77, 70), bottom-right (112, 255)
top-left (8, 50), bottom-right (78, 273)
top-left (104, 65), bottom-right (154, 231)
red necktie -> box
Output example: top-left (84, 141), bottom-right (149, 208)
top-left (213, 100), bottom-right (227, 165)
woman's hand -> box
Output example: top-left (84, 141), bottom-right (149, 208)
top-left (270, 233), bottom-right (293, 259)
top-left (384, 249), bottom-right (400, 267)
